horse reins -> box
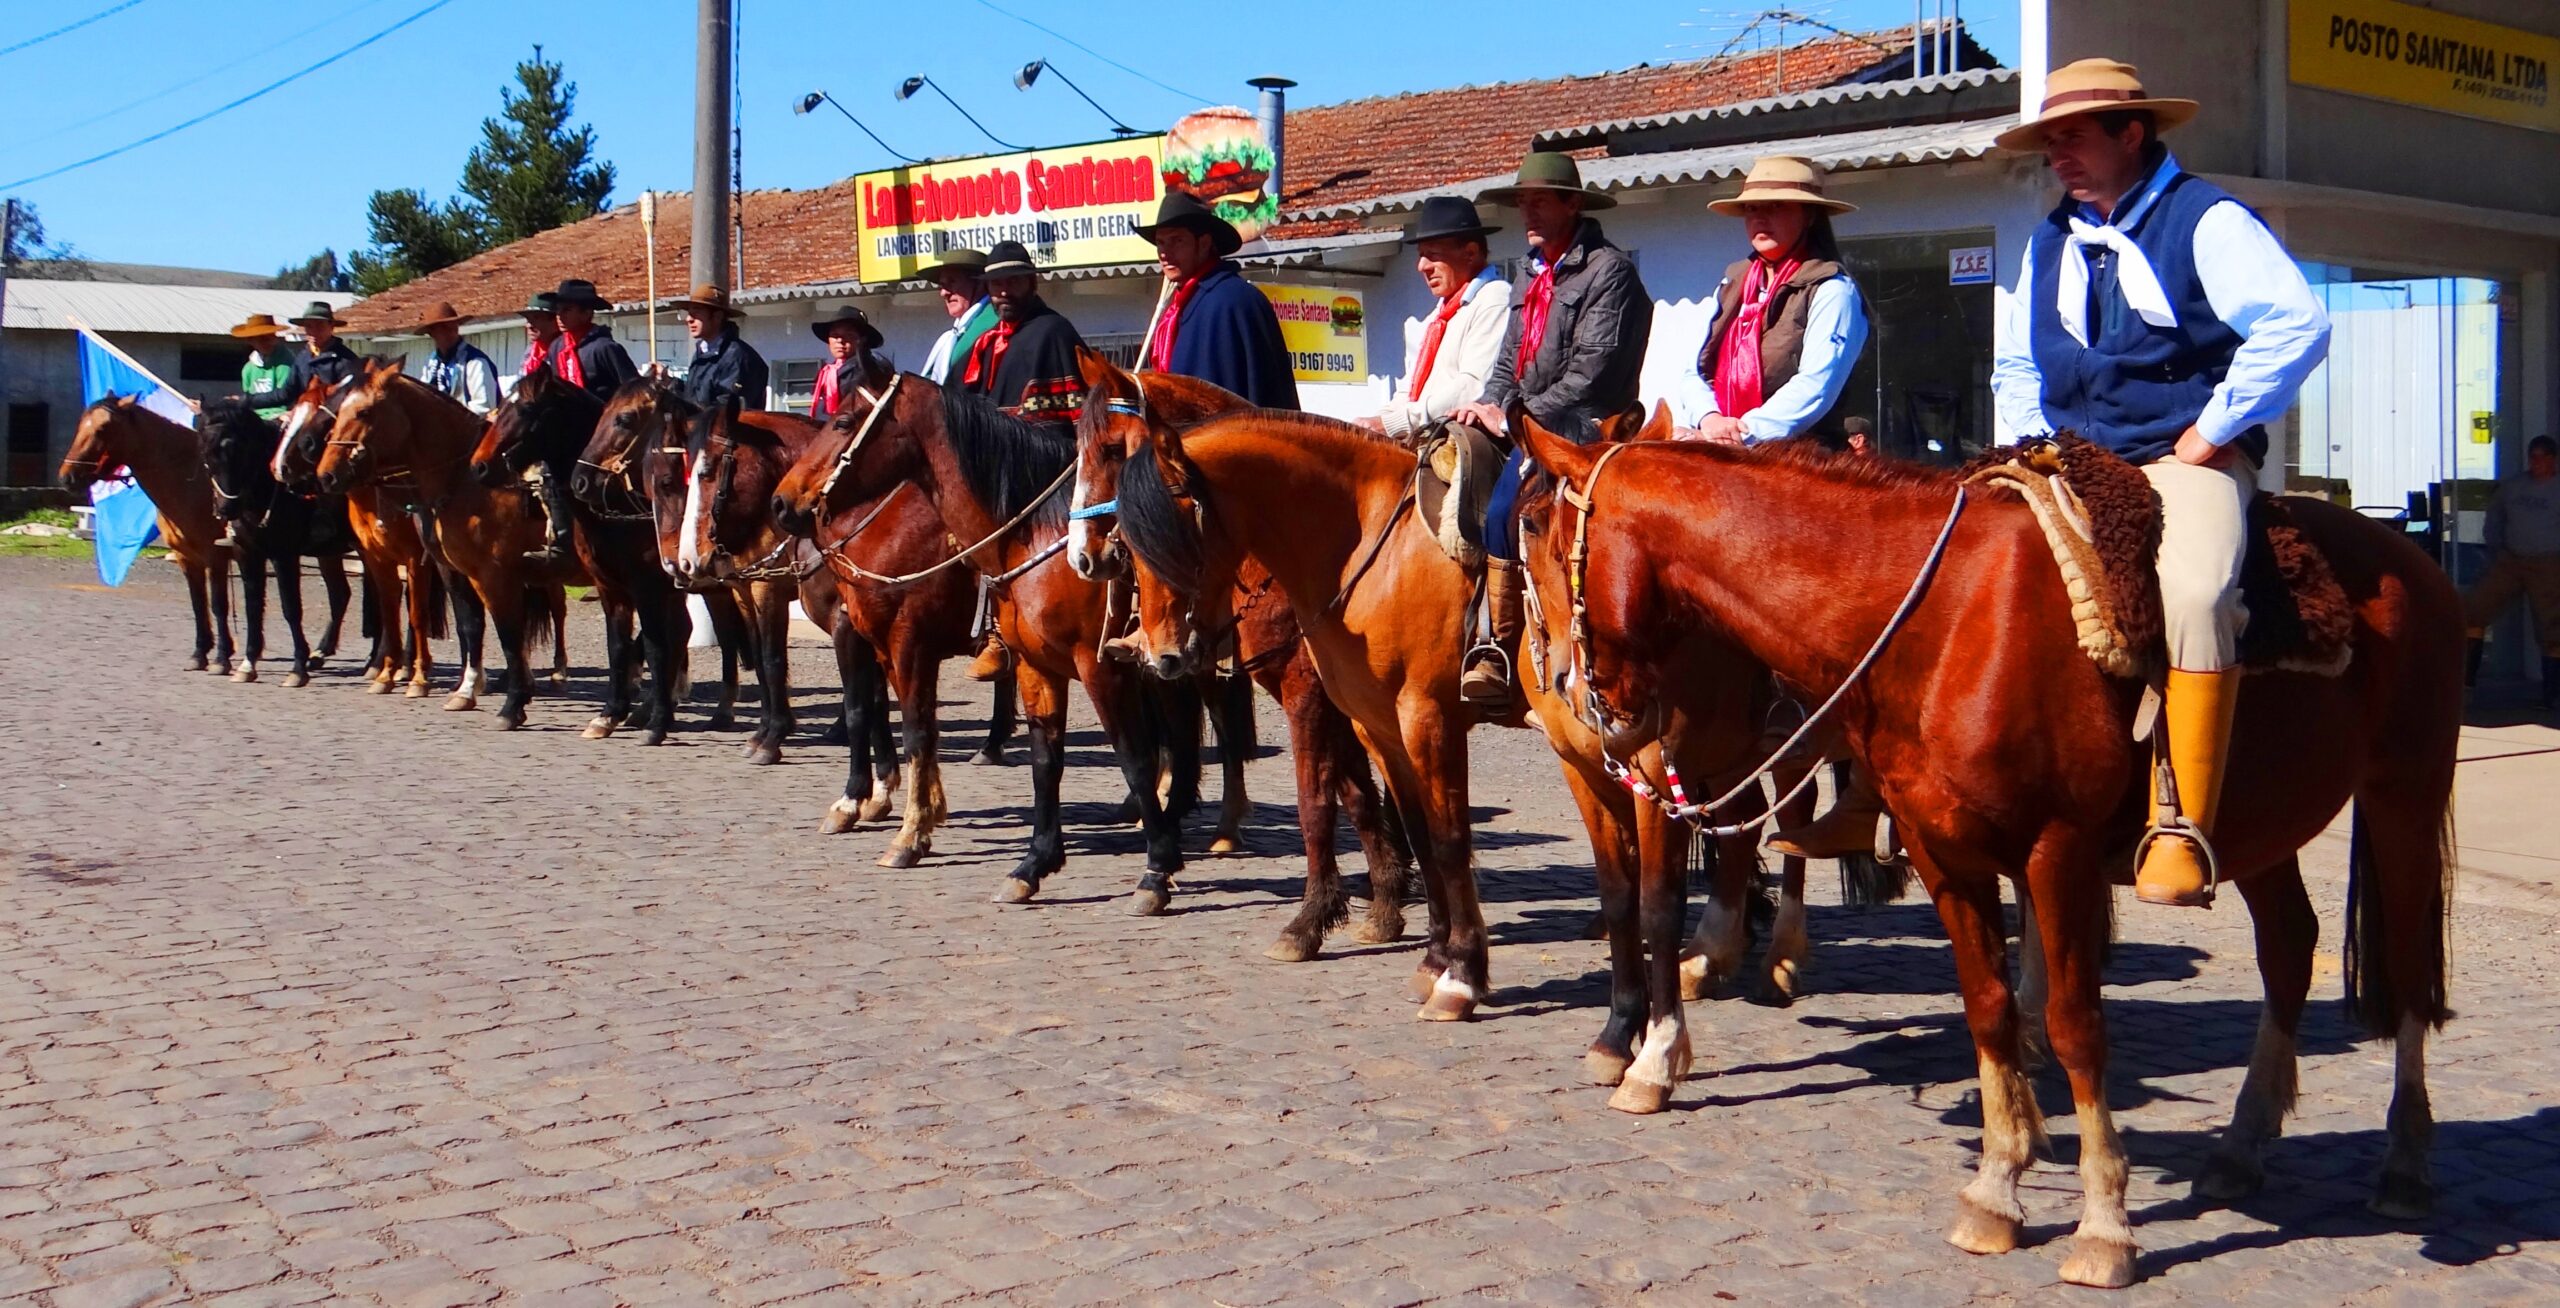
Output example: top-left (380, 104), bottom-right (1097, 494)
top-left (811, 374), bottom-right (1077, 589)
top-left (1558, 443), bottom-right (1969, 837)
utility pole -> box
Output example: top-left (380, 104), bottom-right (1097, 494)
top-left (692, 0), bottom-right (733, 292)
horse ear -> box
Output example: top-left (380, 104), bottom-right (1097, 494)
top-left (376, 357), bottom-right (406, 380)
top-left (1515, 408), bottom-right (1599, 486)
top-left (1636, 400), bottom-right (1676, 443)
top-left (1073, 345), bottom-right (1117, 392)
top-left (1153, 416), bottom-right (1197, 490)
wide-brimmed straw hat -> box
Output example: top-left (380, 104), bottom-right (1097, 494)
top-left (228, 312), bottom-right (286, 340)
top-left (1403, 195), bottom-right (1501, 245)
top-left (1133, 192), bottom-right (1243, 256)
top-left (981, 241), bottom-right (1039, 278)
top-left (288, 300), bottom-right (348, 327)
top-left (413, 302), bottom-right (468, 332)
top-left (666, 283), bottom-right (747, 317)
top-left (1706, 155), bottom-right (1857, 216)
top-left (1477, 152), bottom-right (1616, 211)
top-left (808, 304), bottom-right (884, 349)
top-left (1995, 58), bottom-right (2200, 152)
top-left (551, 278), bottom-right (614, 311)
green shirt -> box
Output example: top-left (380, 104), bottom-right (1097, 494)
top-left (242, 351), bottom-right (294, 422)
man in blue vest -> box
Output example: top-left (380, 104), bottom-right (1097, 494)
top-left (1990, 59), bottom-right (2331, 908)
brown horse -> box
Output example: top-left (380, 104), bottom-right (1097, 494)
top-left (275, 378), bottom-right (469, 703)
top-left (772, 352), bottom-right (1238, 909)
top-left (1517, 421), bottom-right (2460, 1286)
top-left (649, 395), bottom-right (825, 766)
top-left (1065, 357), bottom-right (1419, 958)
top-left (316, 361), bottom-right (580, 730)
top-left (58, 397), bottom-right (234, 670)
top-left (197, 399), bottom-right (357, 687)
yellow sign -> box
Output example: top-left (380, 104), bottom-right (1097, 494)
top-left (1257, 284), bottom-right (1367, 385)
top-left (855, 135), bottom-right (1168, 283)
top-left (2291, 0), bottom-right (2558, 134)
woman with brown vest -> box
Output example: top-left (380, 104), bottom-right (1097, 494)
top-left (1683, 155), bottom-right (1869, 446)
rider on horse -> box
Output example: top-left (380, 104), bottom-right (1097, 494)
top-left (237, 301), bottom-right (360, 417)
top-left (1988, 59), bottom-right (2331, 907)
top-left (416, 303), bottom-right (501, 416)
top-left (919, 249), bottom-right (995, 387)
top-left (1361, 197), bottom-right (1513, 445)
top-left (663, 283), bottom-right (770, 411)
top-left (960, 240), bottom-right (1094, 681)
top-left (1137, 193), bottom-right (1299, 410)
top-left (528, 278), bottom-right (641, 564)
top-left (1451, 151), bottom-right (1654, 708)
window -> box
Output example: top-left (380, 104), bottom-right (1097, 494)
top-left (772, 359), bottom-right (822, 413)
top-left (1085, 333), bottom-right (1145, 369)
top-left (179, 343), bottom-right (250, 383)
top-left (6, 403), bottom-right (49, 487)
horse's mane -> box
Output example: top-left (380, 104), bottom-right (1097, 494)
top-left (939, 385), bottom-right (1073, 531)
top-left (1117, 406), bottom-right (1403, 599)
top-left (1072, 369), bottom-right (1247, 444)
top-left (386, 371), bottom-right (488, 426)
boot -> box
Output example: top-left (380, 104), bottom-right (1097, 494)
top-left (1459, 559), bottom-right (1523, 706)
top-left (1768, 765), bottom-right (1886, 860)
top-left (2543, 656), bottom-right (2560, 710)
top-left (522, 466), bottom-right (573, 565)
top-left (1101, 575), bottom-right (1145, 663)
top-left (2464, 637), bottom-right (2484, 689)
top-left (2135, 667), bottom-right (2241, 907)
top-left (967, 632), bottom-right (1010, 682)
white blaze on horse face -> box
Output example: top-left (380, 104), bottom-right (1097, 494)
top-left (275, 404), bottom-right (314, 478)
top-left (677, 462), bottom-right (708, 574)
top-left (1067, 473), bottom-right (1100, 574)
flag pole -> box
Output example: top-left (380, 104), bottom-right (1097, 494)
top-left (65, 313), bottom-right (199, 411)
top-left (640, 191), bottom-right (661, 369)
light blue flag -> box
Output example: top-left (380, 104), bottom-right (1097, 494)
top-left (90, 484), bottom-right (162, 587)
top-left (77, 329), bottom-right (187, 586)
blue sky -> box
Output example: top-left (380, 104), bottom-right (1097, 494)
top-left (0, 0), bottom-right (2015, 275)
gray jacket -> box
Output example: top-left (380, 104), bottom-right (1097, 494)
top-left (1480, 218), bottom-right (1653, 443)
top-left (2488, 474), bottom-right (2560, 557)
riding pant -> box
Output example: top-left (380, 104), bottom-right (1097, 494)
top-left (1483, 447), bottom-right (1528, 563)
top-left (2144, 453), bottom-right (2256, 671)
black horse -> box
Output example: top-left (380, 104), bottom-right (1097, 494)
top-left (199, 399), bottom-right (359, 687)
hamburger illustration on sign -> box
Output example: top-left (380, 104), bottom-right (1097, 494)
top-left (1329, 295), bottom-right (1363, 336)
top-left (1162, 107), bottom-right (1279, 241)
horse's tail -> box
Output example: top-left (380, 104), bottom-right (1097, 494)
top-left (418, 562), bottom-right (449, 641)
top-left (2342, 803), bottom-right (2457, 1039)
top-left (1837, 848), bottom-right (1912, 907)
top-left (522, 585), bottom-right (558, 659)
top-left (359, 571), bottom-right (381, 641)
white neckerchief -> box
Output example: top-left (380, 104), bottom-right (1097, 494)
top-left (2057, 217), bottom-right (2176, 347)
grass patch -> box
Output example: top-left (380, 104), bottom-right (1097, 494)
top-left (0, 509), bottom-right (90, 557)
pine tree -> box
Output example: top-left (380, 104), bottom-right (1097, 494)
top-left (347, 190), bottom-right (487, 296)
top-left (272, 249), bottom-right (354, 292)
top-left (459, 46), bottom-right (616, 246)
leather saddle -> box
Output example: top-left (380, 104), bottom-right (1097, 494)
top-left (1412, 421), bottom-right (1503, 572)
top-left (1965, 433), bottom-right (2353, 679)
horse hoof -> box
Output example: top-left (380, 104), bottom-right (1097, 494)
top-left (709, 710), bottom-right (736, 731)
top-left (1946, 1198), bottom-right (2022, 1256)
top-left (877, 845), bottom-right (923, 870)
top-left (2368, 1172), bottom-right (2434, 1220)
top-left (307, 655), bottom-right (329, 669)
top-left (2192, 1154), bottom-right (2264, 1203)
top-left (821, 804), bottom-right (857, 835)
top-left (969, 746), bottom-right (1006, 766)
top-left (443, 694), bottom-right (475, 712)
top-left (1579, 910), bottom-right (1609, 941)
top-left (183, 656), bottom-right (208, 672)
top-left (1583, 1047), bottom-right (1632, 1087)
top-left (746, 744), bottom-right (781, 767)
top-left (281, 671), bottom-right (309, 689)
top-left (2057, 1237), bottom-right (2138, 1289)
top-left (1678, 955), bottom-right (1716, 1003)
top-left (230, 667), bottom-right (257, 683)
top-left (1127, 886), bottom-right (1170, 917)
top-left (406, 682), bottom-right (432, 699)
top-left (994, 875), bottom-right (1038, 904)
top-left (856, 794), bottom-right (893, 824)
top-left (1606, 1077), bottom-right (1674, 1115)
top-left (1208, 834), bottom-right (1242, 855)
top-left (1408, 966), bottom-right (1441, 1003)
top-left (368, 679), bottom-right (396, 696)
top-left (497, 713), bottom-right (525, 732)
top-left (638, 728), bottom-right (667, 747)
top-left (1416, 990), bottom-right (1476, 1023)
top-left (1349, 914), bottom-right (1404, 946)
top-left (1263, 936), bottom-right (1318, 963)
top-left (1748, 977), bottom-right (1799, 1009)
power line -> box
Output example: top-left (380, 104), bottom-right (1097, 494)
top-left (0, 0), bottom-right (150, 60)
top-left (1, 0), bottom-right (457, 191)
top-left (5, 0), bottom-right (399, 155)
top-left (962, 0), bottom-right (1209, 106)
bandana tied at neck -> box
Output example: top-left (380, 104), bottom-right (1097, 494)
top-left (1712, 252), bottom-right (1802, 418)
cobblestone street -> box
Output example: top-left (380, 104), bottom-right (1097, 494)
top-left (3, 553), bottom-right (2556, 1307)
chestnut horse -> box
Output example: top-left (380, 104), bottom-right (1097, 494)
top-left (1064, 358), bottom-right (1421, 958)
top-left (480, 369), bottom-right (745, 745)
top-left (198, 399), bottom-right (356, 686)
top-left (773, 354), bottom-right (1238, 910)
top-left (276, 376), bottom-right (470, 703)
top-left (57, 397), bottom-right (234, 670)
top-left (316, 362), bottom-right (580, 730)
top-left (649, 395), bottom-right (826, 766)
top-left (1517, 422), bottom-right (2460, 1286)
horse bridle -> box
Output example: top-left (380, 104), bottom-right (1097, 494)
top-left (1551, 442), bottom-right (1967, 838)
top-left (575, 393), bottom-right (672, 522)
top-left (812, 372), bottom-right (1077, 589)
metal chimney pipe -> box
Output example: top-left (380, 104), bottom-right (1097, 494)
top-left (1248, 77), bottom-right (1295, 215)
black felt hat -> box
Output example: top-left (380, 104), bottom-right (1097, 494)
top-left (551, 278), bottom-right (614, 310)
top-left (1134, 192), bottom-right (1243, 256)
top-left (981, 241), bottom-right (1039, 278)
top-left (1404, 195), bottom-right (1501, 244)
top-left (808, 304), bottom-right (884, 349)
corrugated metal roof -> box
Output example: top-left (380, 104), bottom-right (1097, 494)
top-left (2, 280), bottom-right (357, 336)
top-left (1303, 118), bottom-right (2008, 221)
top-left (1534, 67), bottom-right (2018, 148)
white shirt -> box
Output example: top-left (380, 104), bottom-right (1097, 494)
top-left (1687, 274), bottom-right (1869, 441)
top-left (1378, 268), bottom-right (1511, 441)
top-left (1992, 153), bottom-right (2331, 447)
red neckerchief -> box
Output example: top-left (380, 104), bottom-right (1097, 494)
top-left (1147, 274), bottom-right (1205, 371)
top-left (962, 318), bottom-right (1017, 388)
top-left (521, 334), bottom-right (553, 376)
top-left (1713, 251), bottom-right (1804, 418)
top-left (552, 326), bottom-right (587, 389)
top-left (1515, 257), bottom-right (1559, 372)
top-left (1407, 289), bottom-right (1466, 401)
top-left (811, 358), bottom-right (844, 418)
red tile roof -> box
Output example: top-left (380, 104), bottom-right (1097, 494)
top-left (341, 29), bottom-right (1917, 335)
